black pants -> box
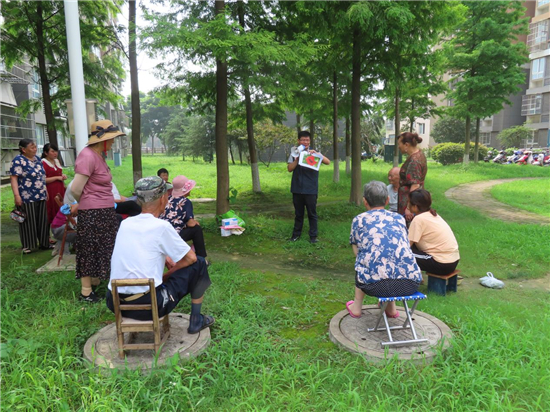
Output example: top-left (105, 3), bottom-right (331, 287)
top-left (18, 200), bottom-right (50, 250)
top-left (106, 256), bottom-right (211, 321)
top-left (292, 193), bottom-right (318, 238)
top-left (412, 245), bottom-right (459, 276)
top-left (115, 201), bottom-right (142, 216)
top-left (179, 225), bottom-right (207, 257)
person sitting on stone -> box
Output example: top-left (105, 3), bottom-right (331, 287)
top-left (160, 175), bottom-right (207, 261)
top-left (408, 188), bottom-right (460, 276)
top-left (106, 176), bottom-right (214, 334)
top-left (387, 167), bottom-right (399, 212)
top-left (346, 181), bottom-right (422, 319)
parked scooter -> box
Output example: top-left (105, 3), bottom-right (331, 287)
top-left (484, 150), bottom-right (494, 162)
top-left (531, 152), bottom-right (544, 166)
top-left (492, 150), bottom-right (507, 164)
top-left (543, 151), bottom-right (550, 166)
top-left (506, 150), bottom-right (522, 164)
top-left (517, 150), bottom-right (531, 165)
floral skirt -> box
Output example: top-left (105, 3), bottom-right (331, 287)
top-left (75, 208), bottom-right (118, 280)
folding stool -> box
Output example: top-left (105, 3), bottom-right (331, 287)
top-left (367, 292), bottom-right (428, 347)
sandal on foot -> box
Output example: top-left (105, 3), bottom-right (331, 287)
top-left (187, 315), bottom-right (215, 334)
top-left (22, 248), bottom-right (32, 255)
top-left (346, 300), bottom-right (361, 318)
top-left (386, 311), bottom-right (400, 319)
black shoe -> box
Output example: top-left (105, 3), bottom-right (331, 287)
top-left (289, 236), bottom-right (300, 242)
top-left (188, 314), bottom-right (215, 334)
top-left (310, 237), bottom-right (319, 244)
top-left (79, 291), bottom-right (102, 303)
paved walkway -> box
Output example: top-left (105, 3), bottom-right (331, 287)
top-left (445, 178), bottom-right (550, 225)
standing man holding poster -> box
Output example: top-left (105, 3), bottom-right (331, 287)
top-left (287, 131), bottom-right (330, 243)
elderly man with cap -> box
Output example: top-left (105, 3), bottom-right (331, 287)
top-left (160, 175), bottom-right (208, 261)
top-left (106, 176), bottom-right (214, 334)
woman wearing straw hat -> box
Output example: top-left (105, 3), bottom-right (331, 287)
top-left (160, 175), bottom-right (208, 261)
top-left (70, 120), bottom-right (125, 302)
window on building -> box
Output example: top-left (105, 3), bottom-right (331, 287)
top-left (521, 94), bottom-right (542, 115)
top-left (532, 58), bottom-right (546, 80)
top-left (385, 134), bottom-right (395, 145)
top-left (526, 131), bottom-right (536, 146)
top-left (385, 119), bottom-right (394, 130)
top-left (539, 0), bottom-right (549, 7)
top-left (35, 125), bottom-right (45, 147)
top-left (418, 123), bottom-right (425, 134)
top-left (32, 71), bottom-right (41, 99)
top-left (480, 133), bottom-right (491, 146)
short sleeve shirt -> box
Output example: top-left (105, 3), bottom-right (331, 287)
top-left (74, 147), bottom-right (114, 210)
top-left (408, 212), bottom-right (460, 263)
top-left (387, 184), bottom-right (398, 212)
top-left (160, 196), bottom-right (194, 234)
top-left (287, 152), bottom-right (319, 195)
top-left (109, 213), bottom-right (190, 294)
top-left (350, 209), bottom-right (422, 284)
top-left (9, 155), bottom-right (47, 203)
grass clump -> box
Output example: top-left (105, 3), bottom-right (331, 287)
top-left (490, 178), bottom-right (550, 218)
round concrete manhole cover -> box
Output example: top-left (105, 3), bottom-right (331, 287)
top-left (329, 305), bottom-right (452, 364)
top-left (84, 313), bottom-right (211, 370)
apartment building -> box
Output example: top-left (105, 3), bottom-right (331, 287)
top-left (384, 118), bottom-right (432, 149)
top-left (522, 0), bottom-right (550, 147)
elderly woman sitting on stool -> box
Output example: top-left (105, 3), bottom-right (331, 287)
top-left (160, 175), bottom-right (208, 261)
top-left (346, 181), bottom-right (422, 319)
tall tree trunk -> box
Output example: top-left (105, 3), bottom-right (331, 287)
top-left (309, 116), bottom-right (315, 142)
top-left (409, 98), bottom-right (415, 133)
top-left (350, 29), bottom-right (362, 206)
top-left (215, 0), bottom-right (230, 215)
top-left (35, 2), bottom-right (58, 148)
top-left (129, 0), bottom-right (142, 184)
top-left (463, 115), bottom-right (471, 165)
top-left (151, 134), bottom-right (154, 155)
top-left (296, 113), bottom-right (301, 134)
top-left (238, 0), bottom-right (261, 193)
top-left (393, 87), bottom-right (400, 167)
top-left (229, 143), bottom-right (235, 165)
top-left (474, 117), bottom-right (480, 163)
top-left (345, 115), bottom-right (351, 175)
top-left (238, 145), bottom-right (243, 164)
top-left (332, 71), bottom-right (339, 183)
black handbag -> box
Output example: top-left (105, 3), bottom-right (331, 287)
top-left (10, 207), bottom-right (26, 223)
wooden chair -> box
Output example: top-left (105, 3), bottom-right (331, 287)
top-left (54, 194), bottom-right (77, 266)
top-left (111, 278), bottom-right (171, 359)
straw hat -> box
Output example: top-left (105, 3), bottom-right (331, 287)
top-left (87, 119), bottom-right (126, 146)
top-left (171, 175), bottom-right (196, 198)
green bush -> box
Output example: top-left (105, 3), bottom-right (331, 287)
top-left (431, 142), bottom-right (488, 165)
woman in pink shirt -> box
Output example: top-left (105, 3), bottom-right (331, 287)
top-left (71, 120), bottom-right (125, 303)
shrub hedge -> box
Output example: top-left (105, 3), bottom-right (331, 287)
top-left (431, 142), bottom-right (488, 165)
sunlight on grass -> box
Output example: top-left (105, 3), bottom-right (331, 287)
top-left (490, 178), bottom-right (550, 218)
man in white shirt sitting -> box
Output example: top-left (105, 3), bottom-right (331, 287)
top-left (106, 176), bottom-right (214, 334)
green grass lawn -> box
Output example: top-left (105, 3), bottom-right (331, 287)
top-left (491, 178), bottom-right (550, 218)
top-left (2, 156), bottom-right (550, 411)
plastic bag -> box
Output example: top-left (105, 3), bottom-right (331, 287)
top-left (218, 209), bottom-right (246, 228)
top-left (479, 272), bottom-right (505, 289)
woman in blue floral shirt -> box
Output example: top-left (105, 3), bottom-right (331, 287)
top-left (346, 181), bottom-right (422, 319)
top-left (9, 139), bottom-right (51, 254)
